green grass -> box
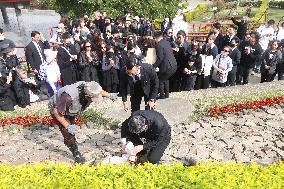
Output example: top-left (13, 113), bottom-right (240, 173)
top-left (196, 6), bottom-right (283, 24)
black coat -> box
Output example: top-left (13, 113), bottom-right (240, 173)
top-left (12, 76), bottom-right (31, 107)
top-left (153, 39), bottom-right (177, 80)
top-left (120, 63), bottom-right (159, 102)
top-left (25, 40), bottom-right (50, 71)
top-left (222, 34), bottom-right (239, 49)
top-left (208, 32), bottom-right (223, 53)
top-left (57, 44), bottom-right (78, 86)
top-left (0, 77), bottom-right (16, 110)
top-left (121, 110), bottom-right (171, 150)
top-left (231, 17), bottom-right (248, 40)
top-left (229, 47), bottom-right (241, 66)
top-left (78, 51), bottom-right (100, 82)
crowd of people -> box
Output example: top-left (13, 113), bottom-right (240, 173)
top-left (0, 10), bottom-right (283, 112)
top-left (0, 8), bottom-right (284, 164)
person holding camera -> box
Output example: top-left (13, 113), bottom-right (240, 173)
top-left (211, 46), bottom-right (233, 88)
top-left (120, 110), bottom-right (171, 164)
top-left (13, 65), bottom-right (49, 108)
top-left (101, 45), bottom-right (120, 93)
top-left (48, 81), bottom-right (117, 163)
top-left (260, 40), bottom-right (282, 83)
top-left (0, 47), bottom-right (19, 72)
top-left (120, 56), bottom-right (159, 112)
top-left (78, 40), bottom-right (100, 82)
top-left (237, 31), bottom-right (263, 84)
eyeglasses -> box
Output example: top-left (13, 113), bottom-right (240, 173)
top-left (168, 32), bottom-right (173, 34)
top-left (85, 45), bottom-right (91, 48)
top-left (223, 49), bottom-right (230, 52)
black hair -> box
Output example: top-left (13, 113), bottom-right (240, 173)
top-left (229, 24), bottom-right (238, 30)
top-left (0, 28), bottom-right (3, 33)
top-left (61, 32), bottom-right (72, 40)
top-left (177, 30), bottom-right (186, 38)
top-left (267, 19), bottom-right (275, 25)
top-left (128, 115), bottom-right (147, 134)
top-left (153, 31), bottom-right (163, 38)
top-left (31, 31), bottom-right (40, 37)
top-left (126, 56), bottom-right (141, 70)
top-left (250, 31), bottom-right (261, 43)
top-left (231, 37), bottom-right (240, 44)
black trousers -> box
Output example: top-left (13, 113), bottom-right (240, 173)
top-left (51, 114), bottom-right (76, 146)
top-left (182, 75), bottom-right (196, 91)
top-left (236, 66), bottom-right (252, 85)
top-left (260, 70), bottom-right (275, 83)
top-left (278, 71), bottom-right (284, 80)
top-left (211, 79), bottom-right (226, 88)
top-left (227, 66), bottom-right (237, 86)
top-left (158, 79), bottom-right (170, 99)
top-left (195, 74), bottom-right (210, 90)
top-left (130, 94), bottom-right (150, 113)
top-left (128, 129), bottom-right (171, 164)
top-left (0, 97), bottom-right (14, 111)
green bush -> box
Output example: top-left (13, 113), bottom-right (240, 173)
top-left (0, 162), bottom-right (283, 188)
top-left (185, 3), bottom-right (210, 22)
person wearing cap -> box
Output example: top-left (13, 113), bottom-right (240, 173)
top-left (209, 23), bottom-right (223, 53)
top-left (231, 16), bottom-right (249, 40)
top-left (48, 81), bottom-right (117, 163)
top-left (120, 110), bottom-right (171, 164)
top-left (0, 28), bottom-right (16, 52)
top-left (153, 31), bottom-right (177, 99)
top-left (120, 56), bottom-right (159, 112)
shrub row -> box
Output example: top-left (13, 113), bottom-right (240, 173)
top-left (0, 162), bottom-right (283, 189)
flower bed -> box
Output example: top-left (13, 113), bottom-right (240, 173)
top-left (208, 96), bottom-right (284, 117)
top-left (0, 108), bottom-right (113, 128)
top-left (0, 162), bottom-right (283, 189)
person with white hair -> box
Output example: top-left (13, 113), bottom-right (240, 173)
top-left (48, 81), bottom-right (118, 163)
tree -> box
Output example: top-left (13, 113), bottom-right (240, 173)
top-left (52, 0), bottom-right (183, 19)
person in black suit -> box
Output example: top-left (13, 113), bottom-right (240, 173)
top-left (120, 57), bottom-right (159, 112)
top-left (227, 37), bottom-right (241, 86)
top-left (231, 16), bottom-right (249, 40)
top-left (121, 110), bottom-right (171, 164)
top-left (209, 23), bottom-right (223, 53)
top-left (25, 31), bottom-right (50, 73)
top-left (153, 31), bottom-right (177, 99)
top-left (222, 25), bottom-right (239, 49)
top-left (57, 32), bottom-right (78, 86)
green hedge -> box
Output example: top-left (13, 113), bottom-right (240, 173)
top-left (0, 162), bottom-right (283, 189)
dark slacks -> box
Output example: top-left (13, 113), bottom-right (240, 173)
top-left (51, 114), bottom-right (76, 146)
top-left (227, 66), bottom-right (237, 86)
top-left (195, 74), bottom-right (210, 90)
top-left (260, 69), bottom-right (275, 83)
top-left (158, 79), bottom-right (170, 99)
top-left (236, 66), bottom-right (252, 85)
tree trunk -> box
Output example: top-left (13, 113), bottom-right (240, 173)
top-left (1, 7), bottom-right (9, 25)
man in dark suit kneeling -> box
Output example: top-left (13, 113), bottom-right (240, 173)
top-left (121, 110), bottom-right (171, 164)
